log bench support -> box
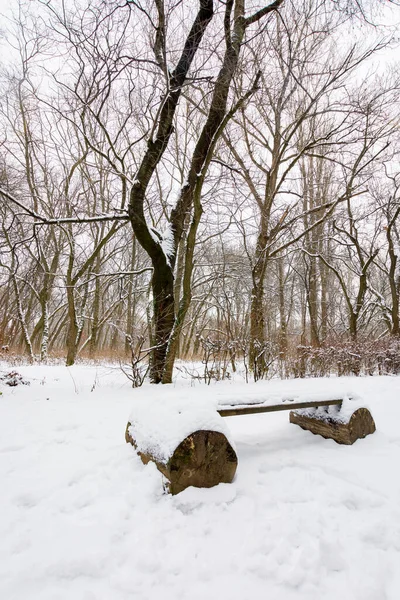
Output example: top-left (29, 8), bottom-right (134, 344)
top-left (218, 398), bottom-right (376, 445)
top-left (289, 406), bottom-right (376, 445)
top-left (125, 423), bottom-right (237, 495)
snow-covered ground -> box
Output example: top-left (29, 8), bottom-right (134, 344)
top-left (1, 364), bottom-right (399, 600)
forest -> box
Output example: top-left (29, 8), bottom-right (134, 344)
top-left (0, 0), bottom-right (399, 384)
top-left (2, 3), bottom-right (400, 599)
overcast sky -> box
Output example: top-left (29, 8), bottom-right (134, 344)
top-left (0, 0), bottom-right (11, 17)
top-left (0, 0), bottom-right (398, 65)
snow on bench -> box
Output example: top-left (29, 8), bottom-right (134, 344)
top-left (217, 397), bottom-right (343, 416)
top-left (125, 396), bottom-right (237, 495)
top-left (217, 393), bottom-right (375, 446)
top-left (125, 387), bottom-right (375, 494)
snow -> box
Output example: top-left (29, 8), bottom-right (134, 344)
top-left (1, 364), bottom-right (400, 600)
top-left (293, 394), bottom-right (369, 424)
top-left (127, 395), bottom-right (234, 463)
top-left (160, 223), bottom-right (175, 264)
top-left (215, 386), bottom-right (359, 407)
top-left (126, 387), bottom-right (364, 463)
top-left (149, 224), bottom-right (175, 266)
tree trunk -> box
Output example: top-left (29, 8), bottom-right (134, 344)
top-left (89, 254), bottom-right (102, 359)
top-left (125, 238), bottom-right (138, 355)
top-left (277, 257), bottom-right (287, 377)
top-left (387, 227), bottom-right (400, 336)
top-left (151, 256), bottom-right (175, 383)
top-left (307, 255), bottom-right (320, 346)
top-left (163, 198), bottom-right (203, 383)
top-left (249, 225), bottom-right (270, 376)
top-left (320, 256), bottom-right (329, 342)
top-left (249, 273), bottom-right (266, 369)
top-left (349, 311), bottom-right (358, 342)
top-left (11, 270), bottom-right (34, 362)
top-left (65, 287), bottom-right (78, 367)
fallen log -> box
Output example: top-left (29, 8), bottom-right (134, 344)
top-left (289, 406), bottom-right (376, 445)
top-left (125, 423), bottom-right (237, 495)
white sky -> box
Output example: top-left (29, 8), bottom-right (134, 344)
top-left (0, 0), bottom-right (398, 73)
top-left (0, 0), bottom-right (399, 32)
top-left (0, 0), bottom-right (11, 17)
top-left (0, 0), bottom-right (13, 35)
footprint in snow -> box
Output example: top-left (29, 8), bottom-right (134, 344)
top-left (14, 493), bottom-right (40, 508)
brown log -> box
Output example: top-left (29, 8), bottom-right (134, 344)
top-left (289, 407), bottom-right (376, 445)
top-left (125, 423), bottom-right (238, 495)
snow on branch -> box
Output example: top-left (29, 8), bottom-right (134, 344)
top-left (0, 187), bottom-right (130, 225)
top-left (149, 224), bottom-right (175, 266)
top-left (89, 268), bottom-right (153, 278)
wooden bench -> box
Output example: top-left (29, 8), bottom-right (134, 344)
top-left (125, 396), bottom-right (375, 495)
top-left (218, 398), bottom-right (376, 446)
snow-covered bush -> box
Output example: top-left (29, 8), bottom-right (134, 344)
top-left (0, 371), bottom-right (30, 387)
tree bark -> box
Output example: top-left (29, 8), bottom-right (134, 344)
top-left (125, 423), bottom-right (238, 495)
top-left (290, 407), bottom-right (376, 445)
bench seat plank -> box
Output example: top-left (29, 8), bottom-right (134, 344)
top-left (218, 398), bottom-right (343, 417)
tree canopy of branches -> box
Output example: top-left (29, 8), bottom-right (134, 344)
top-left (0, 0), bottom-right (399, 383)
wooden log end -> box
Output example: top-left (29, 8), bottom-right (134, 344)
top-left (125, 423), bottom-right (238, 494)
top-left (167, 429), bottom-right (238, 495)
top-left (289, 407), bottom-right (376, 445)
